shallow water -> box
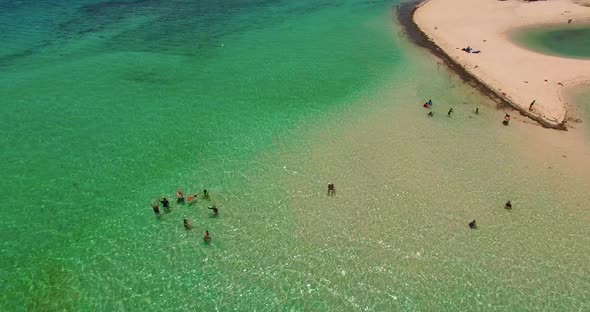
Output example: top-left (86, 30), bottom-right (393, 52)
top-left (511, 24), bottom-right (590, 59)
top-left (1, 0), bottom-right (590, 311)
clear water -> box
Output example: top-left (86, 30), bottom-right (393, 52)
top-left (511, 25), bottom-right (590, 59)
top-left (1, 0), bottom-right (590, 310)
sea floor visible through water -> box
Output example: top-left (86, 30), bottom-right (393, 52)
top-left (1, 0), bottom-right (590, 310)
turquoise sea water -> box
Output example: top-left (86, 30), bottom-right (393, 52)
top-left (511, 24), bottom-right (590, 59)
top-left (1, 0), bottom-right (590, 310)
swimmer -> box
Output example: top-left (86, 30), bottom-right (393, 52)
top-left (151, 202), bottom-right (160, 215)
top-left (505, 200), bottom-right (512, 210)
top-left (203, 230), bottom-right (211, 243)
top-left (159, 197), bottom-right (171, 212)
top-left (327, 183), bottom-right (335, 195)
top-left (427, 111), bottom-right (434, 117)
top-left (176, 188), bottom-right (184, 204)
top-left (208, 205), bottom-right (219, 215)
top-left (203, 189), bottom-right (210, 200)
top-left (474, 108), bottom-right (479, 114)
top-left (469, 220), bottom-right (477, 229)
top-left (448, 108), bottom-right (453, 116)
top-left (186, 194), bottom-right (198, 203)
top-left (183, 218), bottom-right (191, 229)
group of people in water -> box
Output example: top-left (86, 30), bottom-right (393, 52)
top-left (422, 98), bottom-right (513, 125)
top-left (150, 188), bottom-right (217, 243)
top-left (469, 200), bottom-right (512, 229)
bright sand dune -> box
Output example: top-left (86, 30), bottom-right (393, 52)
top-left (414, 0), bottom-right (590, 129)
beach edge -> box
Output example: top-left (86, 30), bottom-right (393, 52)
top-left (395, 1), bottom-right (568, 130)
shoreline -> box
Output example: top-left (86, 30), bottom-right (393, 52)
top-left (397, 0), bottom-right (590, 130)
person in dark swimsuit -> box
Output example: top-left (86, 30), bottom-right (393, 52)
top-left (327, 183), bottom-right (335, 195)
top-left (159, 197), bottom-right (171, 213)
top-left (203, 189), bottom-right (210, 200)
top-left (428, 111), bottom-right (434, 117)
top-left (469, 220), bottom-right (477, 229)
top-left (505, 201), bottom-right (512, 209)
top-left (474, 108), bottom-right (479, 114)
top-left (183, 218), bottom-right (191, 229)
top-left (204, 230), bottom-right (211, 243)
top-left (151, 202), bottom-right (160, 216)
top-left (208, 205), bottom-right (219, 215)
top-left (448, 108), bottom-right (453, 116)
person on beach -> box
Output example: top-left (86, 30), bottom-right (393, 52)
top-left (505, 201), bottom-right (512, 210)
top-left (428, 99), bottom-right (432, 106)
top-left (568, 19), bottom-right (572, 24)
top-left (428, 111), bottom-right (434, 117)
top-left (151, 202), bottom-right (160, 216)
top-left (176, 188), bottom-right (184, 204)
top-left (529, 100), bottom-right (535, 111)
top-left (183, 218), bottom-right (192, 229)
top-left (204, 230), bottom-right (211, 243)
top-left (474, 108), bottom-right (479, 115)
top-left (447, 108), bottom-right (453, 116)
top-left (327, 183), bottom-right (336, 195)
top-left (423, 102), bottom-right (429, 108)
top-left (469, 220), bottom-right (477, 229)
top-left (203, 189), bottom-right (210, 200)
top-left (159, 197), bottom-right (171, 212)
top-left (208, 205), bottom-right (219, 215)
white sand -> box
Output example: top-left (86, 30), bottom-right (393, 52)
top-left (414, 0), bottom-right (590, 128)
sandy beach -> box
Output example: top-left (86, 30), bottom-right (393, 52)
top-left (413, 0), bottom-right (590, 129)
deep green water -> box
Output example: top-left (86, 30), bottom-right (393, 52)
top-left (512, 24), bottom-right (590, 59)
top-left (1, 0), bottom-right (590, 311)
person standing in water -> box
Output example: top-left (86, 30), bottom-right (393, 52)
top-left (176, 189), bottom-right (184, 204)
top-left (208, 205), bottom-right (219, 216)
top-left (183, 218), bottom-right (192, 229)
top-left (474, 108), bottom-right (479, 115)
top-left (151, 202), bottom-right (160, 216)
top-left (327, 183), bottom-right (336, 195)
top-left (203, 230), bottom-right (211, 243)
top-left (505, 201), bottom-right (512, 210)
top-left (159, 197), bottom-right (171, 213)
top-left (469, 220), bottom-right (477, 229)
top-left (448, 108), bottom-right (453, 116)
top-left (203, 189), bottom-right (210, 200)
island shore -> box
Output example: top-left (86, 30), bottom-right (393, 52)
top-left (402, 0), bottom-right (590, 129)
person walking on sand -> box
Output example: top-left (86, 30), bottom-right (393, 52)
top-left (529, 100), bottom-right (535, 111)
top-left (203, 230), bottom-right (211, 243)
top-left (447, 108), bottom-right (453, 116)
top-left (327, 183), bottom-right (336, 195)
